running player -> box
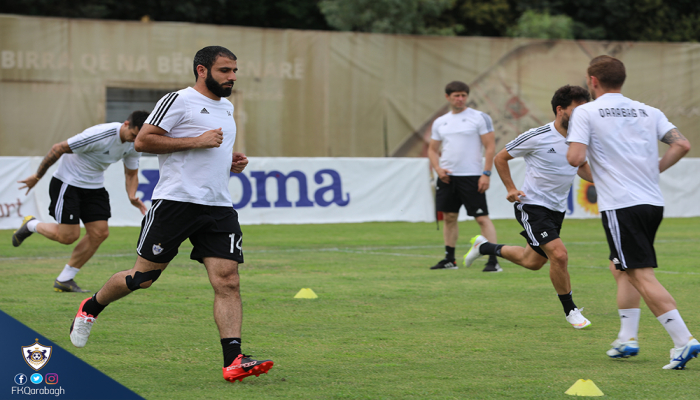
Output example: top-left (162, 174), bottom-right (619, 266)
top-left (567, 55), bottom-right (698, 369)
top-left (463, 85), bottom-right (593, 329)
top-left (13, 111), bottom-right (149, 292)
top-left (67, 46), bottom-right (273, 382)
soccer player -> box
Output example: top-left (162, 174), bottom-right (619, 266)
top-left (463, 85), bottom-right (593, 329)
top-left (567, 55), bottom-right (698, 369)
top-left (67, 46), bottom-right (273, 382)
top-left (428, 81), bottom-right (501, 272)
top-left (13, 111), bottom-right (149, 293)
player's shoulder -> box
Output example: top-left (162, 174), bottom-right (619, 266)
top-left (507, 122), bottom-right (552, 150)
top-left (432, 111), bottom-right (451, 126)
top-left (80, 122), bottom-right (120, 137)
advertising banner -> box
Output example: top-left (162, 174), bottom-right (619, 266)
top-left (0, 157), bottom-right (698, 230)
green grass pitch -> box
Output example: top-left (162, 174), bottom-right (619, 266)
top-left (1, 218), bottom-right (699, 399)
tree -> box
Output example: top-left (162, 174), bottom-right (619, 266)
top-left (507, 10), bottom-right (574, 39)
top-left (318, 0), bottom-right (460, 35)
top-left (0, 0), bottom-right (331, 30)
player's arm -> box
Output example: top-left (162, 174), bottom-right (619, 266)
top-left (576, 161), bottom-right (593, 183)
top-left (478, 131), bottom-right (495, 193)
top-left (494, 148), bottom-right (524, 203)
top-left (659, 128), bottom-right (691, 173)
top-left (124, 165), bottom-right (146, 215)
top-left (428, 139), bottom-right (450, 183)
top-left (567, 143), bottom-right (587, 167)
top-left (134, 124), bottom-right (224, 154)
top-left (17, 141), bottom-right (72, 195)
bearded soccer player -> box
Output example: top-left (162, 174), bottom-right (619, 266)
top-left (68, 46), bottom-right (273, 382)
top-left (13, 111), bottom-right (149, 292)
top-left (464, 85), bottom-right (593, 329)
top-left (567, 55), bottom-right (698, 369)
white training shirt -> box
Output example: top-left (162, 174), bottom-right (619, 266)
top-left (144, 87), bottom-right (236, 207)
top-left (431, 108), bottom-right (493, 176)
top-left (505, 122), bottom-right (579, 213)
top-left (53, 122), bottom-right (141, 189)
top-left (567, 93), bottom-right (674, 211)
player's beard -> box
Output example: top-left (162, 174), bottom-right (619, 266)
top-left (205, 70), bottom-right (234, 98)
top-left (561, 113), bottom-right (570, 130)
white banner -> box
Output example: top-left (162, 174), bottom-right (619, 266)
top-left (0, 157), bottom-right (698, 230)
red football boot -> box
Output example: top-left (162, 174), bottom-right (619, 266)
top-left (223, 354), bottom-right (274, 382)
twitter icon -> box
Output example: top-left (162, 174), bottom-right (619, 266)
top-left (30, 373), bottom-right (43, 384)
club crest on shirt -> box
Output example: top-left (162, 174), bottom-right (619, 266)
top-left (22, 339), bottom-right (52, 371)
top-left (152, 243), bottom-right (164, 255)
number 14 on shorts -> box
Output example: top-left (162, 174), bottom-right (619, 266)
top-left (229, 233), bottom-right (242, 255)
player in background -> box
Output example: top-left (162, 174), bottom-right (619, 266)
top-left (428, 81), bottom-right (501, 272)
top-left (567, 55), bottom-right (698, 369)
top-left (13, 111), bottom-right (149, 293)
top-left (464, 85), bottom-right (593, 329)
top-left (67, 46), bottom-right (273, 383)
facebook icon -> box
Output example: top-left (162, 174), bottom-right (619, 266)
top-left (14, 373), bottom-right (27, 385)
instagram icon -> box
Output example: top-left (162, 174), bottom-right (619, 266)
top-left (45, 373), bottom-right (58, 384)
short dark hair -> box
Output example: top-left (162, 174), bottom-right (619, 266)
top-left (587, 55), bottom-right (626, 89)
top-left (127, 110), bottom-right (150, 130)
top-left (551, 85), bottom-right (590, 115)
top-left (445, 81), bottom-right (470, 95)
top-left (192, 46), bottom-right (237, 80)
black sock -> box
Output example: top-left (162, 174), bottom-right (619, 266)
top-left (445, 246), bottom-right (455, 261)
top-left (479, 242), bottom-right (504, 257)
top-left (487, 254), bottom-right (499, 265)
top-left (558, 292), bottom-right (577, 316)
top-left (221, 338), bottom-right (242, 367)
top-left (81, 293), bottom-right (107, 317)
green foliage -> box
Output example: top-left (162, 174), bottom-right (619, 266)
top-left (2, 218), bottom-right (700, 398)
top-left (318, 0), bottom-right (460, 35)
top-left (508, 10), bottom-right (574, 39)
top-left (0, 0), bottom-right (331, 30)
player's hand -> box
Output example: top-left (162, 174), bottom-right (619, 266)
top-left (231, 152), bottom-right (248, 173)
top-left (478, 175), bottom-right (490, 193)
top-left (130, 197), bottom-right (147, 215)
top-left (198, 128), bottom-right (224, 148)
top-left (18, 174), bottom-right (39, 195)
top-left (437, 168), bottom-right (451, 184)
top-left (505, 188), bottom-right (525, 203)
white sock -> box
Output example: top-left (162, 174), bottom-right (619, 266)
top-left (56, 265), bottom-right (80, 282)
top-left (618, 308), bottom-right (641, 342)
top-left (657, 309), bottom-right (693, 348)
top-left (27, 219), bottom-right (39, 233)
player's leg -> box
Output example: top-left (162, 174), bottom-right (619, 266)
top-left (53, 220), bottom-right (110, 293)
top-left (55, 186), bottom-right (112, 292)
top-left (603, 205), bottom-right (698, 367)
top-left (13, 177), bottom-right (81, 247)
top-left (458, 176), bottom-right (499, 271)
top-left (68, 199), bottom-right (187, 348)
top-left (192, 206), bottom-right (273, 382)
top-left (538, 239), bottom-right (589, 329)
top-left (493, 244), bottom-right (547, 270)
top-left (431, 178), bottom-right (461, 270)
top-left (69, 256), bottom-right (169, 348)
top-left (608, 260), bottom-right (642, 357)
top-left (34, 222), bottom-right (81, 244)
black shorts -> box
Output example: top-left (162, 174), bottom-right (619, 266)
top-left (136, 199), bottom-right (244, 264)
top-left (602, 204), bottom-right (663, 270)
top-left (514, 202), bottom-right (565, 258)
top-left (48, 177), bottom-right (111, 225)
top-left (436, 176), bottom-right (489, 217)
